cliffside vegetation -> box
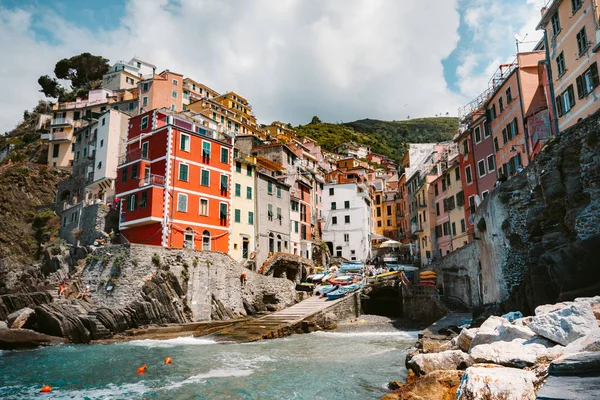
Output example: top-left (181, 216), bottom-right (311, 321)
top-left (296, 117), bottom-right (458, 164)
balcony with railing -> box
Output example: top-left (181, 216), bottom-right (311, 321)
top-left (51, 117), bottom-right (74, 126)
top-left (119, 147), bottom-right (150, 165)
top-left (49, 131), bottom-right (73, 142)
top-left (139, 174), bottom-right (165, 187)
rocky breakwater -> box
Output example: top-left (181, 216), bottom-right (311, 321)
top-left (0, 244), bottom-right (298, 348)
top-left (383, 297), bottom-right (600, 399)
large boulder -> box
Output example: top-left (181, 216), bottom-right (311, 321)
top-left (549, 352), bottom-right (600, 376)
top-left (470, 337), bottom-right (563, 368)
top-left (456, 364), bottom-right (536, 400)
top-left (0, 327), bottom-right (67, 350)
top-left (528, 302), bottom-right (600, 346)
top-left (469, 316), bottom-right (535, 351)
top-left (535, 302), bottom-right (572, 316)
top-left (456, 328), bottom-right (477, 353)
top-left (564, 331), bottom-right (600, 354)
top-left (34, 303), bottom-right (91, 344)
top-left (0, 321), bottom-right (7, 329)
top-left (382, 370), bottom-right (463, 400)
top-left (408, 350), bottom-right (473, 376)
top-left (9, 307), bottom-right (36, 329)
top-left (536, 375), bottom-right (600, 400)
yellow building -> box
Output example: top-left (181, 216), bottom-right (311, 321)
top-left (230, 156), bottom-right (258, 265)
top-left (538, 0), bottom-right (600, 131)
top-left (265, 121), bottom-right (296, 142)
top-left (182, 78), bottom-right (220, 105)
top-left (415, 177), bottom-right (436, 267)
top-left (445, 160), bottom-right (469, 251)
top-left (213, 92), bottom-right (257, 127)
top-left (185, 98), bottom-right (264, 138)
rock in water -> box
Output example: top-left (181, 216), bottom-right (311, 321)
top-left (529, 302), bottom-right (600, 346)
top-left (10, 307), bottom-right (36, 329)
top-left (537, 352), bottom-right (600, 400)
top-left (469, 316), bottom-right (535, 351)
top-left (408, 350), bottom-right (473, 376)
top-left (387, 381), bottom-right (403, 391)
top-left (382, 370), bottom-right (464, 400)
top-left (0, 327), bottom-right (67, 350)
top-left (457, 364), bottom-right (536, 400)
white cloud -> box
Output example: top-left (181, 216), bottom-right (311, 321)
top-left (0, 0), bottom-right (465, 135)
top-left (455, 0), bottom-right (547, 100)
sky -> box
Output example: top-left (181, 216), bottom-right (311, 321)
top-left (0, 0), bottom-right (547, 134)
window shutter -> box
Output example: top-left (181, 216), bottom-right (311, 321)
top-left (555, 95), bottom-right (564, 116)
top-left (576, 75), bottom-right (585, 99)
top-left (568, 85), bottom-right (576, 108)
top-left (502, 128), bottom-right (508, 144)
top-left (513, 118), bottom-right (518, 138)
top-left (591, 62), bottom-right (600, 88)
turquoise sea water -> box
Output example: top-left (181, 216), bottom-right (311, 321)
top-left (0, 330), bottom-right (417, 399)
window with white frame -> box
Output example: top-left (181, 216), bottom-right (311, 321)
top-left (220, 147), bottom-right (229, 164)
top-left (201, 169), bottom-right (210, 186)
top-left (179, 163), bottom-right (189, 181)
top-left (555, 85), bottom-right (575, 116)
top-left (465, 165), bottom-right (473, 184)
top-left (199, 198), bottom-right (208, 215)
top-left (474, 126), bottom-right (482, 143)
top-left (344, 234), bottom-right (349, 242)
top-left (202, 141), bottom-right (211, 158)
top-left (478, 160), bottom-right (486, 177)
top-left (128, 194), bottom-right (137, 211)
top-left (177, 193), bottom-right (188, 212)
top-left (180, 133), bottom-right (190, 151)
top-left (141, 116), bottom-right (149, 129)
top-left (487, 155), bottom-right (495, 173)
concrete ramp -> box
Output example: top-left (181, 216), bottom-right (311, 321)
top-left (210, 293), bottom-right (361, 342)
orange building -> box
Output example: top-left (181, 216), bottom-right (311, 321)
top-left (115, 109), bottom-right (233, 252)
top-left (139, 70), bottom-right (184, 114)
top-left (485, 52), bottom-right (546, 180)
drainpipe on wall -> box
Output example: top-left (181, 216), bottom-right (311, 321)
top-left (169, 115), bottom-right (176, 248)
top-left (515, 67), bottom-right (532, 162)
top-left (543, 30), bottom-right (561, 137)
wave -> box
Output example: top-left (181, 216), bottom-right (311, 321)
top-left (124, 336), bottom-right (218, 348)
top-left (310, 331), bottom-right (419, 339)
top-left (163, 368), bottom-right (254, 390)
top-left (10, 382), bottom-right (151, 400)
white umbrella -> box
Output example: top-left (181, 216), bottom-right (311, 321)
top-left (380, 240), bottom-right (401, 248)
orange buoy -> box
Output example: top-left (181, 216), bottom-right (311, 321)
top-left (40, 385), bottom-right (52, 393)
top-left (164, 357), bottom-right (172, 365)
top-left (137, 364), bottom-right (148, 375)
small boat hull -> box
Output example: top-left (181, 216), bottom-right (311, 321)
top-left (327, 289), bottom-right (346, 300)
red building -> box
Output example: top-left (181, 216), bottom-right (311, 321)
top-left (115, 109), bottom-right (233, 251)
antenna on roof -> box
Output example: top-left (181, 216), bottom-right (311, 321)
top-left (514, 33), bottom-right (528, 53)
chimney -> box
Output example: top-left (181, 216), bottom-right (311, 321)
top-left (541, 6), bottom-right (547, 18)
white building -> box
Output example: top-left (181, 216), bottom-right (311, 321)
top-left (322, 182), bottom-right (372, 262)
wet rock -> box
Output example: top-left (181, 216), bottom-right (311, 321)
top-left (456, 328), bottom-right (477, 353)
top-left (408, 350), bottom-right (473, 376)
top-left (549, 352), bottom-right (600, 376)
top-left (9, 307), bottom-right (36, 329)
top-left (529, 302), bottom-right (600, 346)
top-left (501, 311), bottom-right (523, 322)
top-left (457, 364), bottom-right (536, 400)
top-left (387, 381), bottom-right (403, 391)
top-left (0, 292), bottom-right (53, 321)
top-left (0, 327), bottom-right (68, 350)
top-left (470, 337), bottom-right (563, 368)
top-left (382, 370), bottom-right (463, 400)
top-left (469, 316), bottom-right (535, 350)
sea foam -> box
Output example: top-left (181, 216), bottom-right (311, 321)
top-left (124, 336), bottom-right (218, 348)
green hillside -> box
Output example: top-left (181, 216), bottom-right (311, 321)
top-left (296, 117), bottom-right (458, 164)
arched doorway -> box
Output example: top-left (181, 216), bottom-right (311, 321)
top-left (184, 227), bottom-right (194, 249)
top-left (202, 230), bottom-right (211, 250)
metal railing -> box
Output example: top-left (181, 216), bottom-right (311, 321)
top-left (51, 117), bottom-right (74, 126)
top-left (119, 147), bottom-right (149, 165)
top-left (50, 131), bottom-right (72, 141)
top-left (139, 174), bottom-right (165, 187)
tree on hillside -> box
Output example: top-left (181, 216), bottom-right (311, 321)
top-left (310, 116), bottom-right (322, 124)
top-left (38, 53), bottom-right (110, 101)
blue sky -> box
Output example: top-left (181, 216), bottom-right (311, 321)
top-left (0, 0), bottom-right (546, 133)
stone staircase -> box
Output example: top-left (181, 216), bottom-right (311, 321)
top-left (440, 296), bottom-right (471, 313)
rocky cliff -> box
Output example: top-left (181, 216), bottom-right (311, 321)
top-left (432, 111), bottom-right (600, 316)
top-left (1, 243), bottom-right (297, 345)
